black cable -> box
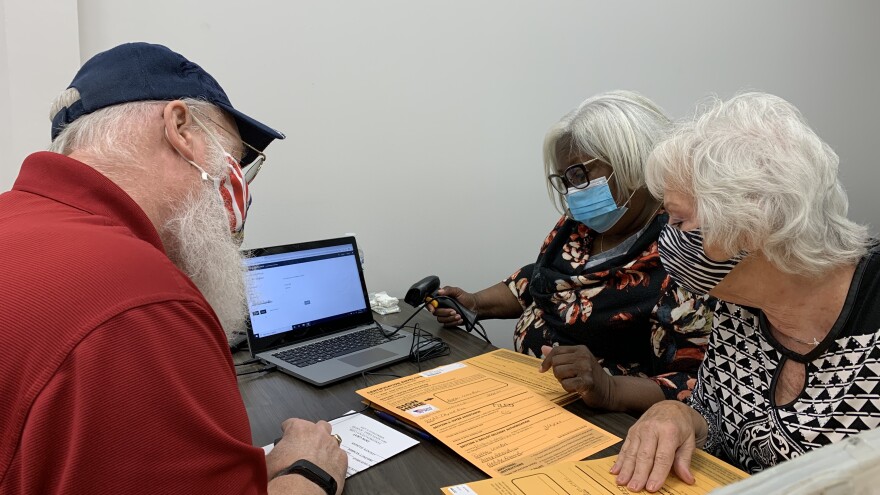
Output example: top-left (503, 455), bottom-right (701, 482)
top-left (474, 321), bottom-right (490, 343)
top-left (432, 295), bottom-right (492, 344)
top-left (411, 323), bottom-right (423, 371)
top-left (228, 331), bottom-right (249, 352)
top-left (406, 323), bottom-right (450, 371)
top-left (381, 302), bottom-right (428, 338)
top-left (236, 365), bottom-right (277, 376)
top-left (234, 358), bottom-right (261, 366)
top-left (411, 323), bottom-right (423, 370)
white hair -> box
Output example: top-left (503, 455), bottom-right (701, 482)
top-left (47, 91), bottom-right (248, 333)
top-left (48, 93), bottom-right (230, 184)
top-left (646, 92), bottom-right (869, 276)
top-left (543, 90), bottom-right (671, 214)
top-left (160, 171), bottom-right (249, 336)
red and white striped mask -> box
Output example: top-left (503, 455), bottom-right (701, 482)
top-left (187, 154), bottom-right (251, 234)
top-left (217, 153), bottom-right (251, 233)
top-left (177, 114), bottom-right (253, 234)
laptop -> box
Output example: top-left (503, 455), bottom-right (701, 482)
top-left (242, 236), bottom-right (414, 386)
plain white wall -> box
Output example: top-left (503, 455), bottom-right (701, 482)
top-left (0, 1), bottom-right (9, 180)
top-left (6, 1), bottom-right (878, 348)
top-left (0, 0), bottom-right (80, 191)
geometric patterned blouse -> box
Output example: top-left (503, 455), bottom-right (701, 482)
top-left (689, 244), bottom-right (880, 473)
top-left (504, 214), bottom-right (715, 402)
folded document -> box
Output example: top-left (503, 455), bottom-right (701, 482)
top-left (356, 357), bottom-right (619, 477)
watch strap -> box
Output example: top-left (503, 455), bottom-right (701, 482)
top-left (273, 459), bottom-right (337, 495)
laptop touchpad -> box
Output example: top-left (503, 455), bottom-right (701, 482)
top-left (340, 348), bottom-right (396, 367)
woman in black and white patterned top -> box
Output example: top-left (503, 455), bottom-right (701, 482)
top-left (609, 92), bottom-right (879, 493)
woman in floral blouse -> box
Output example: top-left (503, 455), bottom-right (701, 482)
top-left (430, 90), bottom-right (713, 413)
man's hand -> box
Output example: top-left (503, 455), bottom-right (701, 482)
top-left (539, 345), bottom-right (615, 410)
top-left (266, 418), bottom-right (348, 495)
top-left (428, 286), bottom-right (477, 327)
top-left (610, 400), bottom-right (704, 493)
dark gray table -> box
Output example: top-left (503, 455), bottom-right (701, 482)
top-left (235, 309), bottom-right (635, 494)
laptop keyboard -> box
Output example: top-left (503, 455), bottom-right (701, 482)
top-left (272, 325), bottom-right (406, 368)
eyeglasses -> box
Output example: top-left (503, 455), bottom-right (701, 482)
top-left (547, 157), bottom-right (603, 194)
top-left (190, 106), bottom-right (267, 184)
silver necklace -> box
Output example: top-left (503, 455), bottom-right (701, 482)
top-left (790, 336), bottom-right (821, 346)
top-left (776, 330), bottom-right (821, 346)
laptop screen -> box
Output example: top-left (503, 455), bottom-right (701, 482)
top-left (241, 237), bottom-right (373, 354)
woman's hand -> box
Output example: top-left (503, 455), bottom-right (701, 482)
top-left (428, 286), bottom-right (477, 327)
top-left (539, 345), bottom-right (615, 410)
top-left (610, 400), bottom-right (707, 493)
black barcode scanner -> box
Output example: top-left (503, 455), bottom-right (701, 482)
top-left (404, 275), bottom-right (479, 330)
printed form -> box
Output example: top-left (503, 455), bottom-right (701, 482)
top-left (462, 349), bottom-right (579, 406)
top-left (442, 450), bottom-right (749, 495)
top-left (263, 412), bottom-right (419, 478)
top-left (329, 411), bottom-right (419, 477)
top-left (356, 362), bottom-right (620, 477)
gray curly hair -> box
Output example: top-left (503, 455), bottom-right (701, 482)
top-left (646, 92), bottom-right (869, 276)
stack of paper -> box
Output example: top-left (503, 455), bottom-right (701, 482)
top-left (356, 354), bottom-right (620, 478)
top-left (441, 450), bottom-right (749, 495)
top-left (355, 349), bottom-right (748, 493)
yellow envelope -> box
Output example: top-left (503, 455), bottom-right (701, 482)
top-left (462, 349), bottom-right (579, 406)
top-left (357, 361), bottom-right (620, 477)
top-left (441, 450), bottom-right (749, 494)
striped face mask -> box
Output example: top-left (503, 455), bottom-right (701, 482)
top-left (169, 119), bottom-right (252, 234)
top-left (187, 154), bottom-right (251, 234)
top-left (658, 225), bottom-right (742, 295)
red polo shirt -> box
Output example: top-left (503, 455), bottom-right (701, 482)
top-left (0, 152), bottom-right (267, 494)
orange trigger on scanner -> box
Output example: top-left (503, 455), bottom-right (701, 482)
top-left (426, 298), bottom-right (438, 309)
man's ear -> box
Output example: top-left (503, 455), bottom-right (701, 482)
top-left (163, 100), bottom-right (197, 162)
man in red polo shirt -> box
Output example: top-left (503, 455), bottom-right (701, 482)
top-left (0, 43), bottom-right (346, 495)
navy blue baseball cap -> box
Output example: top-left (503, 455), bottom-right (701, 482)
top-left (50, 42), bottom-right (285, 162)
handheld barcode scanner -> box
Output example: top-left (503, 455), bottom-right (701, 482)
top-left (404, 275), bottom-right (482, 339)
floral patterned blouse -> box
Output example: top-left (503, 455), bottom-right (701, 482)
top-left (504, 214), bottom-right (714, 401)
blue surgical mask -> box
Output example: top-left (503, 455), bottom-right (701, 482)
top-left (565, 174), bottom-right (633, 233)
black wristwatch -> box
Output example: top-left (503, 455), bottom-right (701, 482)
top-left (273, 459), bottom-right (337, 495)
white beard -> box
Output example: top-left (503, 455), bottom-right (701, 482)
top-left (160, 185), bottom-right (248, 339)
